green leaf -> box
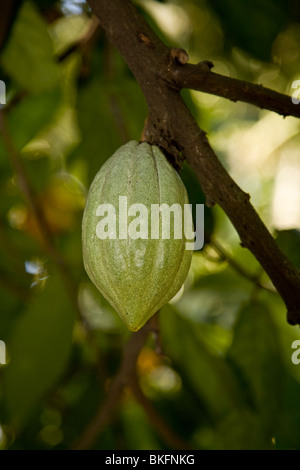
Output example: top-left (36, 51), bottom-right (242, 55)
top-left (215, 409), bottom-right (271, 450)
top-left (0, 87), bottom-right (61, 165)
top-left (72, 42), bottom-right (147, 183)
top-left (275, 229), bottom-right (300, 270)
top-left (1, 1), bottom-right (60, 93)
top-left (227, 302), bottom-right (284, 439)
top-left (210, 0), bottom-right (287, 61)
top-left (108, 78), bottom-right (147, 141)
top-left (160, 306), bottom-right (244, 421)
top-left (274, 374), bottom-right (300, 449)
top-left (3, 271), bottom-right (75, 429)
top-left (72, 77), bottom-right (123, 183)
top-left (9, 88), bottom-right (62, 151)
top-left (120, 398), bottom-right (161, 450)
top-left (0, 285), bottom-right (24, 342)
top-left (179, 267), bottom-right (251, 328)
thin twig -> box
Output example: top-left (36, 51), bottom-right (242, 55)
top-left (129, 372), bottom-right (191, 450)
top-left (72, 319), bottom-right (154, 450)
top-left (208, 239), bottom-right (277, 294)
top-left (72, 314), bottom-right (188, 450)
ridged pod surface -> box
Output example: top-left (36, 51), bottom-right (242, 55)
top-left (82, 141), bottom-right (193, 331)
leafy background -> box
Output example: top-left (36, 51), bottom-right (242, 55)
top-left (0, 0), bottom-right (300, 449)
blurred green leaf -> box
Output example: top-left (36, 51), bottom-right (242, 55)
top-left (0, 87), bottom-right (62, 167)
top-left (72, 40), bottom-right (147, 183)
top-left (227, 302), bottom-right (284, 441)
top-left (160, 305), bottom-right (244, 421)
top-left (215, 409), bottom-right (271, 450)
top-left (275, 229), bottom-right (300, 270)
top-left (275, 374), bottom-right (300, 449)
top-left (0, 285), bottom-right (24, 342)
top-left (3, 271), bottom-right (75, 428)
top-left (22, 156), bottom-right (53, 193)
top-left (210, 0), bottom-right (287, 61)
top-left (72, 76), bottom-right (122, 182)
top-left (56, 368), bottom-right (108, 449)
top-left (109, 78), bottom-right (147, 142)
top-left (180, 266), bottom-right (252, 328)
top-left (1, 1), bottom-right (60, 93)
top-left (120, 398), bottom-right (162, 450)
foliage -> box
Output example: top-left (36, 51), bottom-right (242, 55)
top-left (0, 0), bottom-right (299, 450)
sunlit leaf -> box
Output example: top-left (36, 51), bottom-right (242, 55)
top-left (1, 1), bottom-right (60, 93)
top-left (0, 87), bottom-right (62, 167)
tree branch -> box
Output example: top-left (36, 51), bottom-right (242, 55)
top-left (72, 315), bottom-right (169, 449)
top-left (71, 329), bottom-right (146, 449)
top-left (88, 0), bottom-right (300, 325)
top-left (129, 372), bottom-right (191, 450)
top-left (169, 61), bottom-right (300, 119)
top-left (73, 314), bottom-right (188, 450)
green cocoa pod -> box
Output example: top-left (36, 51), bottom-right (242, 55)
top-left (82, 141), bottom-right (193, 331)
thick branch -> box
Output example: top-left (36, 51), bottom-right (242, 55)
top-left (169, 62), bottom-right (300, 118)
top-left (88, 0), bottom-right (300, 324)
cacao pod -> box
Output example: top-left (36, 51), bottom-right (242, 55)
top-left (82, 141), bottom-right (193, 331)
